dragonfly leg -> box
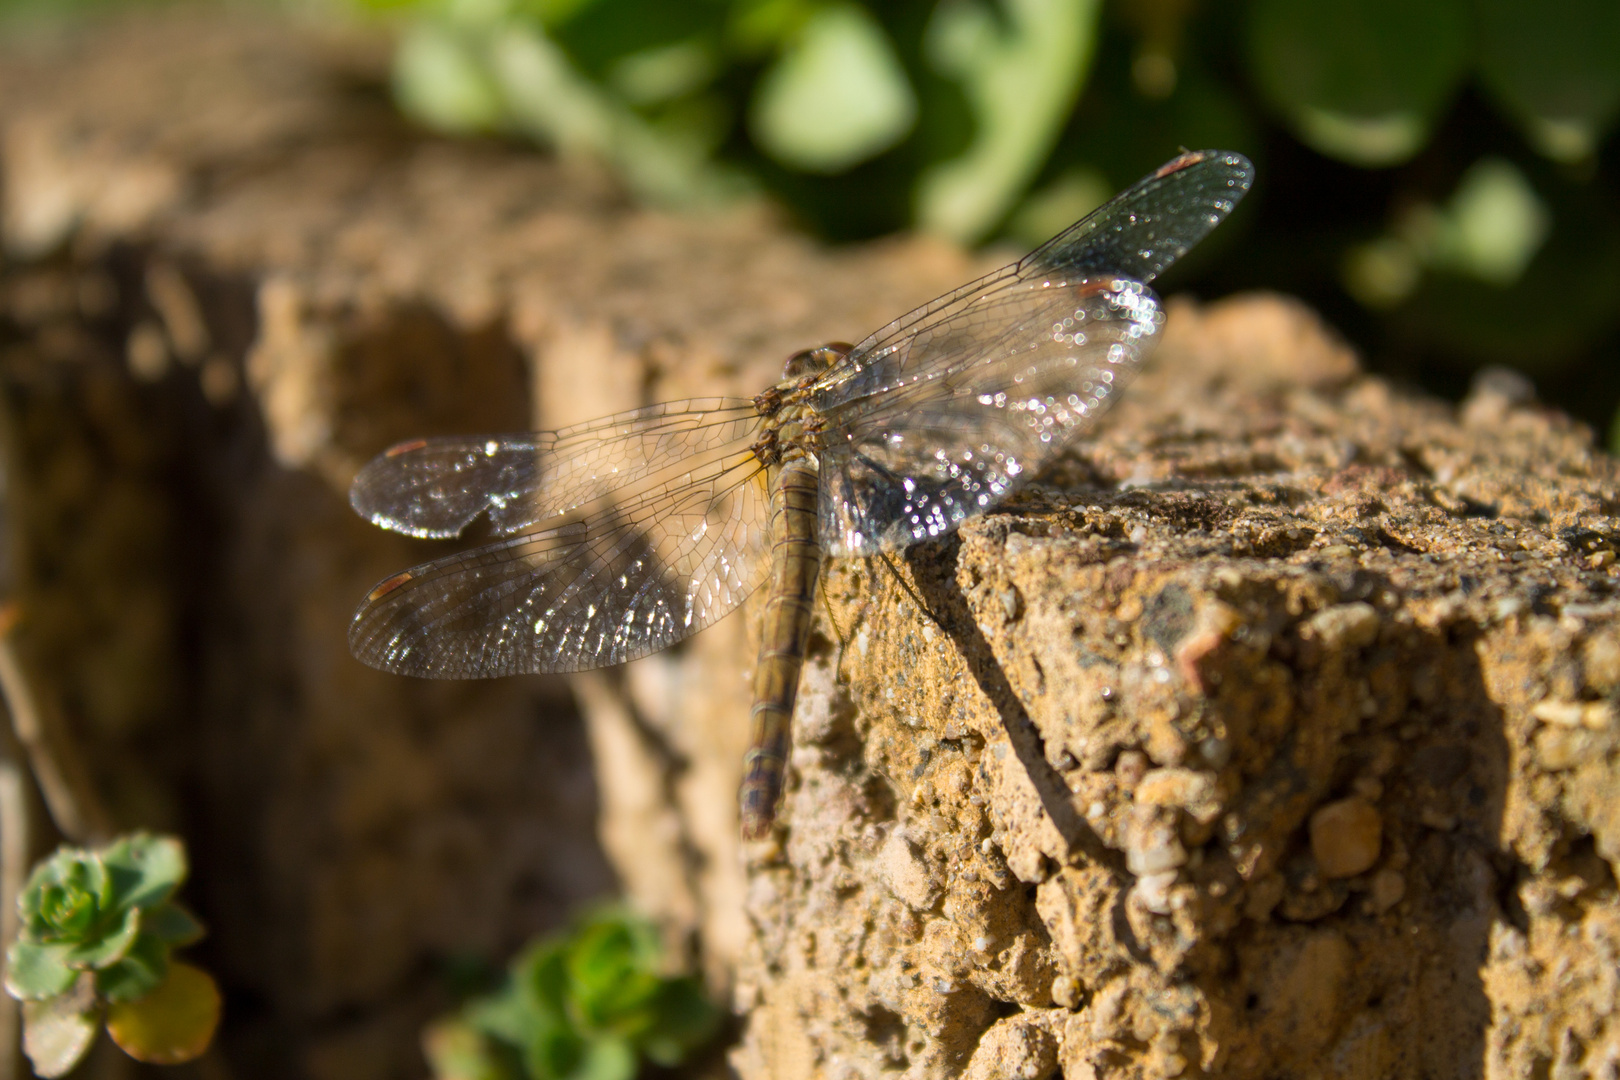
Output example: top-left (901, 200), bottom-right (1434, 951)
top-left (875, 550), bottom-right (945, 631)
top-left (815, 569), bottom-right (861, 685)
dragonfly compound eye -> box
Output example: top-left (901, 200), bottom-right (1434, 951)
top-left (782, 343), bottom-right (853, 380)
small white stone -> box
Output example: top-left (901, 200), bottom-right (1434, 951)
top-left (1132, 869), bottom-right (1180, 914)
top-left (1531, 700), bottom-right (1586, 727)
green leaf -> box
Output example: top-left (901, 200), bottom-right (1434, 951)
top-left (749, 3), bottom-right (917, 173)
top-left (524, 1021), bottom-right (587, 1080)
top-left (1009, 168), bottom-right (1112, 250)
top-left (514, 0), bottom-right (602, 28)
top-left (916, 0), bottom-right (1102, 242)
top-left (62, 906), bottom-right (140, 970)
top-left (1246, 0), bottom-right (1467, 165)
top-left (94, 932), bottom-right (169, 1003)
top-left (1411, 158), bottom-right (1551, 286)
top-left (6, 941), bottom-right (80, 1001)
top-left (105, 961), bottom-right (220, 1065)
top-left (21, 986), bottom-right (100, 1079)
top-left (640, 978), bottom-right (720, 1066)
top-left (563, 918), bottom-right (662, 1034)
top-left (574, 1035), bottom-right (636, 1080)
top-left (1477, 0), bottom-right (1620, 162)
top-left (466, 982), bottom-right (547, 1047)
top-left (58, 906), bottom-right (137, 971)
top-left (1385, 174), bottom-right (1620, 373)
top-left (100, 833), bottom-right (188, 912)
top-left (607, 39), bottom-right (716, 106)
top-left (514, 938), bottom-right (571, 1019)
top-left (19, 849), bottom-right (111, 943)
top-left (395, 20), bottom-right (508, 134)
top-left (489, 22), bottom-right (741, 205)
top-left (729, 0), bottom-right (818, 53)
top-left (141, 902), bottom-right (206, 947)
top-left (437, 910), bottom-right (719, 1080)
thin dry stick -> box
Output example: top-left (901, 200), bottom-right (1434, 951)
top-left (0, 605), bottom-right (114, 845)
top-left (0, 752), bottom-right (28, 1080)
top-left (0, 612), bottom-right (39, 1080)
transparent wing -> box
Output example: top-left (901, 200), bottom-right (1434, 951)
top-left (1019, 149), bottom-right (1253, 283)
top-left (349, 420), bottom-right (770, 677)
top-left (814, 278), bottom-right (1161, 555)
top-left (805, 149), bottom-right (1251, 557)
top-left (818, 150), bottom-right (1252, 392)
top-left (349, 398), bottom-right (760, 539)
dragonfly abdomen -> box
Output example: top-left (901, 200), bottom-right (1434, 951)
top-left (739, 460), bottom-right (822, 840)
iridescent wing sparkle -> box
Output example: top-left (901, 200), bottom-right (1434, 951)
top-left (348, 150), bottom-right (1254, 677)
top-left (810, 150), bottom-right (1252, 556)
top-left (348, 401), bottom-right (768, 676)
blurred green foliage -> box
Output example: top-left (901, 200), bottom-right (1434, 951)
top-left (350, 0), bottom-right (1620, 438)
top-left (423, 908), bottom-right (719, 1080)
top-left (2, 0), bottom-right (1618, 438)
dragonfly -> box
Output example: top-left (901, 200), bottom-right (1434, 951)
top-left (348, 149), bottom-right (1254, 839)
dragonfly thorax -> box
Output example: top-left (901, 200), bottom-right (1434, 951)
top-left (750, 343), bottom-right (846, 464)
top-left (751, 400), bottom-right (825, 468)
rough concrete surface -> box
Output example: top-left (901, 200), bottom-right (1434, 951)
top-left (2, 11), bottom-right (1618, 1080)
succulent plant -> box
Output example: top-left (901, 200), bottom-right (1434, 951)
top-left (424, 907), bottom-right (719, 1080)
top-left (5, 833), bottom-right (219, 1077)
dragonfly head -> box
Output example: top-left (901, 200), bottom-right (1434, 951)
top-left (781, 342), bottom-right (852, 381)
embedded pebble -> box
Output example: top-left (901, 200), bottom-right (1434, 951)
top-left (1303, 602), bottom-right (1381, 650)
top-left (1368, 868), bottom-right (1406, 914)
top-left (1309, 796), bottom-right (1382, 878)
top-left (1581, 701), bottom-right (1615, 729)
top-left (1123, 808), bottom-right (1188, 875)
top-left (1531, 700), bottom-right (1586, 727)
top-left (1532, 726), bottom-right (1592, 771)
top-left (1533, 699), bottom-right (1617, 730)
top-left (1115, 750), bottom-right (1149, 788)
top-left (879, 831), bottom-right (939, 910)
top-left (962, 1013), bottom-right (1058, 1080)
top-left (1582, 633), bottom-right (1620, 692)
top-left (1131, 869), bottom-right (1180, 915)
top-left (1134, 767), bottom-right (1222, 824)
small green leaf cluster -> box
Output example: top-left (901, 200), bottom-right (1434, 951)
top-left (5, 834), bottom-right (219, 1077)
top-left (425, 908), bottom-right (719, 1080)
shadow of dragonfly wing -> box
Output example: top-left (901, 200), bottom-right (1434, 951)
top-left (348, 400), bottom-right (770, 678)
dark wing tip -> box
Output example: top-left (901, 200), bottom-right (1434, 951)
top-left (1157, 148), bottom-right (1253, 182)
top-left (1018, 149), bottom-right (1256, 285)
top-left (348, 568), bottom-right (468, 678)
top-left (348, 438), bottom-right (484, 540)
